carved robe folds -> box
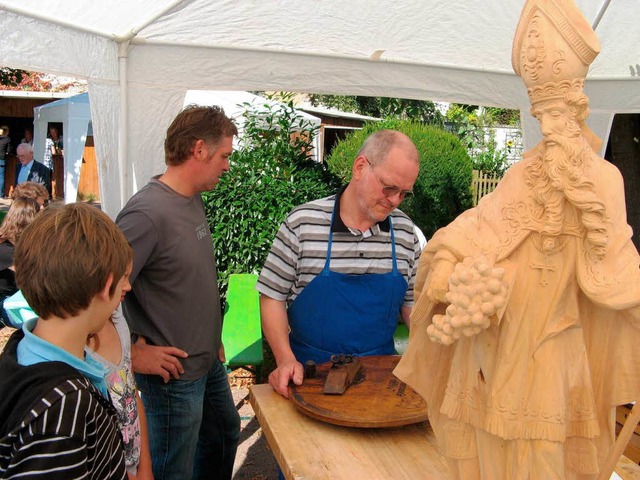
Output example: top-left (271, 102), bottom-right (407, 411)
top-left (395, 151), bottom-right (640, 478)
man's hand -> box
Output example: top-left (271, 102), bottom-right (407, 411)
top-left (268, 359), bottom-right (304, 399)
top-left (131, 336), bottom-right (188, 383)
top-left (218, 344), bottom-right (226, 363)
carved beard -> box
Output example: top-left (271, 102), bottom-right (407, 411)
top-left (528, 134), bottom-right (608, 260)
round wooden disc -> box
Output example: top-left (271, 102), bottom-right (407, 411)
top-left (289, 355), bottom-right (428, 428)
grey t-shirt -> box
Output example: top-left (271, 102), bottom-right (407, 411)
top-left (116, 177), bottom-right (221, 380)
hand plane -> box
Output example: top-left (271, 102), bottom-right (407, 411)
top-left (323, 354), bottom-right (362, 395)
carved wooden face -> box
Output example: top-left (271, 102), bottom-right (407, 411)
top-left (532, 99), bottom-right (580, 141)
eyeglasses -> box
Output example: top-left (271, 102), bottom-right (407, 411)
top-left (365, 158), bottom-right (413, 200)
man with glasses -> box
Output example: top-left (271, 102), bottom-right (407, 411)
top-left (116, 105), bottom-right (240, 479)
top-left (257, 129), bottom-right (421, 398)
top-left (15, 143), bottom-right (51, 197)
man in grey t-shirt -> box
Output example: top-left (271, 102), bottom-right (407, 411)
top-left (116, 105), bottom-right (240, 480)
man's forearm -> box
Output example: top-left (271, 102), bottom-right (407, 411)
top-left (260, 295), bottom-right (296, 365)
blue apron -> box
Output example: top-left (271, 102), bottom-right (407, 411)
top-left (287, 206), bottom-right (408, 364)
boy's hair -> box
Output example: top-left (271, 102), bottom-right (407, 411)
top-left (15, 203), bottom-right (133, 319)
top-left (11, 181), bottom-right (50, 202)
top-left (164, 104), bottom-right (237, 166)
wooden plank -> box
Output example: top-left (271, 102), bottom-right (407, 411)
top-left (250, 383), bottom-right (450, 480)
top-left (251, 383), bottom-right (640, 479)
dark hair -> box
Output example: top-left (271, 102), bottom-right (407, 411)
top-left (164, 104), bottom-right (238, 166)
top-left (15, 203), bottom-right (133, 319)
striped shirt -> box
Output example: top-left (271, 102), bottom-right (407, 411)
top-left (0, 377), bottom-right (127, 479)
top-left (257, 193), bottom-right (420, 306)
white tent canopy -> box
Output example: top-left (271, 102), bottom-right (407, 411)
top-left (33, 93), bottom-right (92, 204)
top-left (0, 0), bottom-right (638, 217)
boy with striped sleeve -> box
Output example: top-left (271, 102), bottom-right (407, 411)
top-left (0, 203), bottom-right (132, 479)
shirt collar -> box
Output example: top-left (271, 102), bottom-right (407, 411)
top-left (332, 185), bottom-right (390, 233)
top-left (17, 318), bottom-right (109, 398)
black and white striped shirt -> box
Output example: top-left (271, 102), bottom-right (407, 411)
top-left (257, 194), bottom-right (420, 305)
top-left (0, 376), bottom-right (126, 479)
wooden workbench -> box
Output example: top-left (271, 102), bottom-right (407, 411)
top-left (250, 383), bottom-right (640, 480)
top-left (250, 383), bottom-right (449, 479)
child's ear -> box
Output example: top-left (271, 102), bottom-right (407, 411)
top-left (99, 273), bottom-right (115, 301)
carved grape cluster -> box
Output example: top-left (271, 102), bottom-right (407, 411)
top-left (427, 256), bottom-right (508, 345)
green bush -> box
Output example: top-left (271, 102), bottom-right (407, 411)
top-left (326, 119), bottom-right (473, 238)
top-left (202, 98), bottom-right (341, 298)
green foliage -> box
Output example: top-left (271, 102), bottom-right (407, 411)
top-left (0, 67), bottom-right (28, 87)
top-left (326, 119), bottom-right (473, 238)
top-left (308, 94), bottom-right (444, 125)
top-left (483, 107), bottom-right (520, 126)
top-left (202, 96), bottom-right (341, 297)
top-left (445, 103), bottom-right (513, 177)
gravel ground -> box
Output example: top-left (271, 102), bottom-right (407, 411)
top-left (0, 328), bottom-right (279, 480)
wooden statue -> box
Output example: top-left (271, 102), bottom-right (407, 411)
top-left (394, 0), bottom-right (640, 478)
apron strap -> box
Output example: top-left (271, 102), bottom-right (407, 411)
top-left (324, 200), bottom-right (399, 274)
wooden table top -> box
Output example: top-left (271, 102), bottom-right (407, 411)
top-left (250, 383), bottom-right (449, 480)
top-left (250, 383), bottom-right (640, 480)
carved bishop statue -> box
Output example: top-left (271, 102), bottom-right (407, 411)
top-left (394, 0), bottom-right (640, 478)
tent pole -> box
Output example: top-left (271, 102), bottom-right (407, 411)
top-left (118, 41), bottom-right (129, 209)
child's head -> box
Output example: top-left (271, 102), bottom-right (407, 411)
top-left (0, 197), bottom-right (40, 244)
top-left (15, 202), bottom-right (133, 319)
top-left (12, 181), bottom-right (50, 208)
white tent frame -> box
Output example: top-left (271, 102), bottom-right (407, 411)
top-left (33, 93), bottom-right (92, 204)
top-left (0, 0), bottom-right (637, 217)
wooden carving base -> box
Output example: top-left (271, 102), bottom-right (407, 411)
top-left (289, 355), bottom-right (428, 428)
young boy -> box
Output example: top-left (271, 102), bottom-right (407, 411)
top-left (0, 203), bottom-right (132, 479)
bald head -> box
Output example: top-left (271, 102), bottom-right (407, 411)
top-left (357, 130), bottom-right (419, 167)
top-left (17, 143), bottom-right (34, 166)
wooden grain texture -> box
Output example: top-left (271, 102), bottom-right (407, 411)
top-left (289, 355), bottom-right (428, 428)
top-left (251, 384), bottom-right (640, 480)
top-left (250, 383), bottom-right (450, 480)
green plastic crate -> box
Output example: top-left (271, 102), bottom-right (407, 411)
top-left (222, 274), bottom-right (263, 374)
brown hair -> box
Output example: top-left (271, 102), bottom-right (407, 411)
top-left (0, 197), bottom-right (40, 244)
top-left (164, 104), bottom-right (238, 166)
top-left (15, 203), bottom-right (133, 319)
top-left (11, 181), bottom-right (50, 202)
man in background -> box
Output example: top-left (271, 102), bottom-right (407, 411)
top-left (0, 126), bottom-right (10, 197)
top-left (15, 143), bottom-right (51, 197)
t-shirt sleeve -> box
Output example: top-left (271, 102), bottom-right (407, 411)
top-left (0, 242), bottom-right (14, 270)
top-left (256, 217), bottom-right (300, 302)
top-left (116, 209), bottom-right (158, 285)
top-left (402, 227), bottom-right (422, 307)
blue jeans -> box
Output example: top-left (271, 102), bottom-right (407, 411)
top-left (135, 359), bottom-right (240, 480)
top-left (0, 164), bottom-right (5, 197)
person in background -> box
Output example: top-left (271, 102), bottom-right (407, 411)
top-left (0, 202), bottom-right (131, 479)
top-left (20, 127), bottom-right (33, 146)
top-left (117, 104), bottom-right (240, 479)
top-left (257, 129), bottom-right (421, 398)
top-left (15, 143), bottom-right (52, 197)
top-left (0, 197), bottom-right (40, 328)
top-left (11, 181), bottom-right (50, 209)
top-left (0, 126), bottom-right (10, 198)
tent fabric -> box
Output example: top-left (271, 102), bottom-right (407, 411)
top-left (33, 93), bottom-right (92, 204)
top-left (0, 0), bottom-right (638, 217)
